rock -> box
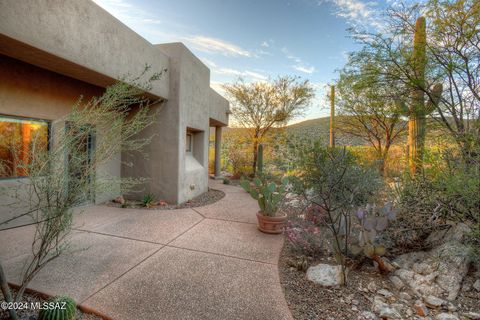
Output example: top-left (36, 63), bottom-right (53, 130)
top-left (426, 223), bottom-right (471, 246)
top-left (389, 275), bottom-right (404, 290)
top-left (113, 195), bottom-right (125, 205)
top-left (406, 308), bottom-right (414, 317)
top-left (424, 295), bottom-right (445, 308)
top-left (473, 279), bottom-right (480, 292)
top-left (432, 241), bottom-right (470, 300)
top-left (393, 240), bottom-right (470, 301)
top-left (372, 296), bottom-right (387, 313)
top-left (399, 292), bottom-right (412, 301)
top-left (352, 299), bottom-right (359, 305)
top-left (447, 303), bottom-right (457, 312)
top-left (367, 282), bottom-right (377, 292)
top-left (436, 313), bottom-right (459, 320)
top-left (377, 289), bottom-right (394, 298)
top-left (306, 264), bottom-right (345, 286)
top-left (358, 311), bottom-right (378, 320)
top-left (414, 300), bottom-right (429, 317)
top-left (412, 262), bottom-right (434, 275)
top-left (464, 312), bottom-right (480, 320)
top-left (379, 306), bottom-right (401, 319)
top-left (352, 305), bottom-right (358, 311)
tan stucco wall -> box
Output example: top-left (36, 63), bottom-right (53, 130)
top-left (0, 55), bottom-right (120, 229)
top-left (0, 0), bottom-right (169, 99)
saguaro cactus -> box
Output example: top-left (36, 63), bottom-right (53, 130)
top-left (408, 17), bottom-right (427, 176)
top-left (408, 17), bottom-right (443, 176)
top-left (257, 143), bottom-right (264, 176)
top-left (329, 85), bottom-right (335, 148)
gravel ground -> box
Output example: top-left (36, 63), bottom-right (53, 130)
top-left (1, 291), bottom-right (101, 320)
top-left (279, 242), bottom-right (480, 320)
top-left (106, 188), bottom-right (225, 210)
top-left (279, 242), bottom-right (390, 320)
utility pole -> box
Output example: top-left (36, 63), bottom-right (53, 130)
top-left (329, 85), bottom-right (335, 148)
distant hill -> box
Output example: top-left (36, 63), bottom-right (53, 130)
top-left (223, 116), bottom-right (367, 146)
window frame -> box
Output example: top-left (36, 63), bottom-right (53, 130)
top-left (0, 114), bottom-right (51, 180)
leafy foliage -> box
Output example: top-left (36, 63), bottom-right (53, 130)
top-left (292, 145), bottom-right (382, 283)
top-left (240, 176), bottom-right (289, 216)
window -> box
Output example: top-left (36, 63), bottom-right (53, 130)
top-left (0, 115), bottom-right (49, 178)
top-left (186, 133), bottom-right (193, 153)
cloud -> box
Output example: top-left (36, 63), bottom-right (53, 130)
top-left (261, 41), bottom-right (270, 48)
top-left (213, 67), bottom-right (267, 81)
top-left (319, 0), bottom-right (384, 30)
top-left (201, 58), bottom-right (217, 68)
top-left (282, 47), bottom-right (316, 74)
top-left (182, 35), bottom-right (252, 57)
top-left (293, 65), bottom-right (315, 74)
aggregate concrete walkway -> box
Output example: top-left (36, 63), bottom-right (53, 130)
top-left (0, 180), bottom-right (292, 320)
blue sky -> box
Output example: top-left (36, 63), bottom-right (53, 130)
top-left (92, 0), bottom-right (392, 122)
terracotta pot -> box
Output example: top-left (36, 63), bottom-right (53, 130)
top-left (256, 211), bottom-right (287, 234)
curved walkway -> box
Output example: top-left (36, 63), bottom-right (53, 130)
top-left (0, 180), bottom-right (292, 320)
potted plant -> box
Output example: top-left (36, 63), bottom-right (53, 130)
top-left (240, 176), bottom-right (289, 234)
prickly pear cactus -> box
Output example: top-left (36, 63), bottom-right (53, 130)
top-left (38, 296), bottom-right (76, 320)
top-left (351, 203), bottom-right (396, 259)
top-left (239, 176), bottom-right (289, 216)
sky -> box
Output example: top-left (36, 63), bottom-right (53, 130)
top-left (92, 0), bottom-right (394, 122)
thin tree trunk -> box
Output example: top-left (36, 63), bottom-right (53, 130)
top-left (0, 261), bottom-right (18, 320)
top-left (252, 140), bottom-right (258, 176)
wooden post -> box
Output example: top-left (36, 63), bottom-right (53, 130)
top-left (329, 85), bottom-right (335, 148)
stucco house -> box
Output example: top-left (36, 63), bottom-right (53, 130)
top-left (0, 0), bottom-right (229, 228)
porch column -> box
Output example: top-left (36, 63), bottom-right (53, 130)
top-left (214, 126), bottom-right (222, 179)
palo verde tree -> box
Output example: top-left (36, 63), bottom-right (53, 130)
top-left (0, 67), bottom-right (166, 317)
top-left (223, 76), bottom-right (314, 175)
top-left (336, 52), bottom-right (408, 174)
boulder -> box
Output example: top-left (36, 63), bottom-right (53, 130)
top-left (306, 264), bottom-right (345, 287)
top-left (393, 240), bottom-right (470, 300)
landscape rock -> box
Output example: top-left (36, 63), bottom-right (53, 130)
top-left (436, 313), bottom-right (460, 320)
top-left (399, 292), bottom-right (412, 301)
top-left (377, 289), bottom-right (394, 298)
top-left (358, 311), bottom-right (378, 320)
top-left (464, 312), bottom-right (480, 320)
top-left (378, 306), bottom-right (401, 319)
top-left (113, 195), bottom-right (125, 205)
top-left (393, 240), bottom-right (470, 301)
top-left (414, 300), bottom-right (429, 317)
top-left (424, 295), bottom-right (445, 308)
top-left (367, 282), bottom-right (377, 292)
top-left (306, 264), bottom-right (345, 287)
top-left (473, 279), bottom-right (480, 292)
top-left (412, 262), bottom-right (434, 275)
top-left (426, 223), bottom-right (471, 246)
top-left (389, 275), bottom-right (404, 290)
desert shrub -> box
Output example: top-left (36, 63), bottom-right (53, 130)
top-left (392, 148), bottom-right (480, 254)
top-left (291, 144), bottom-right (382, 282)
top-left (285, 204), bottom-right (326, 256)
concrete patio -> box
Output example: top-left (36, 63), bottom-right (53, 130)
top-left (0, 180), bottom-right (292, 320)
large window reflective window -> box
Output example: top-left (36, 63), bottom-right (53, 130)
top-left (0, 115), bottom-right (49, 178)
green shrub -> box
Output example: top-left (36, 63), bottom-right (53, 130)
top-left (142, 193), bottom-right (156, 208)
top-left (292, 145), bottom-right (382, 282)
